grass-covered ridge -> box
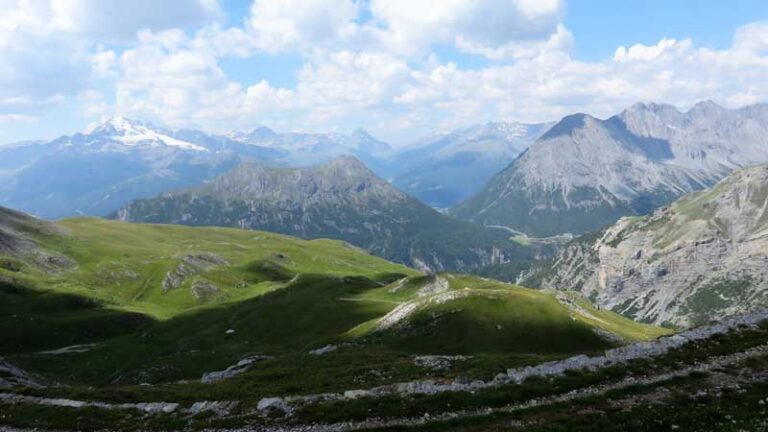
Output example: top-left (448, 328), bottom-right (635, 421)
top-left (351, 275), bottom-right (668, 353)
top-left (30, 217), bottom-right (418, 319)
top-left (1, 214), bottom-right (669, 416)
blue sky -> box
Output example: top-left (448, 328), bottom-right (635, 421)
top-left (1, 0), bottom-right (767, 145)
top-left (566, 0), bottom-right (768, 59)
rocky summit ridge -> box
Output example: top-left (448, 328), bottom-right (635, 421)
top-left (452, 101), bottom-right (768, 237)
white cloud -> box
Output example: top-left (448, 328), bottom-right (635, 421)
top-left (0, 0), bottom-right (223, 122)
top-left (113, 28), bottom-right (295, 131)
top-left (367, 0), bottom-right (563, 57)
top-left (247, 0), bottom-right (358, 53)
top-left (456, 23), bottom-right (573, 61)
top-left (733, 21), bottom-right (768, 53)
top-left (3, 0), bottom-right (768, 146)
top-left (50, 0), bottom-right (223, 41)
top-left (100, 16), bottom-right (768, 143)
top-left (614, 38), bottom-right (692, 62)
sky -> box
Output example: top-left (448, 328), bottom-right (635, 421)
top-left (1, 0), bottom-right (767, 146)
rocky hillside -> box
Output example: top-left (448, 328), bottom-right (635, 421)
top-left (522, 164), bottom-right (768, 327)
top-left (390, 122), bottom-right (551, 208)
top-left (452, 101), bottom-right (768, 237)
top-left (114, 156), bottom-right (545, 272)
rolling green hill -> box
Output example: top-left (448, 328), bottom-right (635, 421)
top-left (0, 209), bottom-right (668, 416)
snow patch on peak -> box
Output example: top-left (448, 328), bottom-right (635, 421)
top-left (88, 117), bottom-right (207, 152)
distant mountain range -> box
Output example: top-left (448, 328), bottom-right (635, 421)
top-left (5, 100), bottom-right (768, 243)
top-left (452, 101), bottom-right (768, 237)
top-left (225, 126), bottom-right (393, 174)
top-left (0, 118), bottom-right (266, 219)
top-left (0, 118), bottom-right (394, 219)
top-left (114, 156), bottom-right (547, 272)
top-left (521, 163), bottom-right (768, 327)
top-left (0, 117), bottom-right (554, 219)
top-left (387, 122), bottom-right (551, 208)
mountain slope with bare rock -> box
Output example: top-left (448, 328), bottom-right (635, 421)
top-left (114, 156), bottom-right (547, 272)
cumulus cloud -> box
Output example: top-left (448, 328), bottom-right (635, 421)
top-left (614, 38), bottom-right (692, 62)
top-left (3, 0), bottom-right (768, 145)
top-left (50, 0), bottom-right (223, 41)
top-left (368, 0), bottom-right (563, 56)
top-left (247, 0), bottom-right (358, 53)
top-left (733, 21), bottom-right (768, 53)
top-left (104, 13), bottom-right (768, 142)
top-left (113, 28), bottom-right (295, 130)
top-left (0, 0), bottom-right (223, 121)
top-left (0, 0), bottom-right (87, 115)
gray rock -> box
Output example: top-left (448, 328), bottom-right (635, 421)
top-left (201, 355), bottom-right (272, 384)
top-left (534, 164), bottom-right (768, 327)
top-left (309, 345), bottom-right (338, 356)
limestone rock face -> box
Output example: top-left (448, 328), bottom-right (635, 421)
top-left (530, 164), bottom-right (768, 327)
top-left (452, 102), bottom-right (768, 237)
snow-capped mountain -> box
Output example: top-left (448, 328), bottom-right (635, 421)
top-left (389, 121), bottom-right (552, 208)
top-left (85, 117), bottom-right (208, 151)
top-left (451, 101), bottom-right (768, 236)
top-left (0, 117), bottom-right (276, 219)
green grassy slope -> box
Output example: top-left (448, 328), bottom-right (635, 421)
top-left (352, 275), bottom-right (668, 354)
top-left (1, 216), bottom-right (666, 391)
top-left (32, 217), bottom-right (417, 319)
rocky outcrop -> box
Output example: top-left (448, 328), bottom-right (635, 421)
top-left (0, 392), bottom-right (180, 413)
top-left (374, 289), bottom-right (472, 332)
top-left (0, 357), bottom-right (43, 389)
top-left (413, 355), bottom-right (471, 370)
top-left (200, 355), bottom-right (272, 384)
top-left (161, 252), bottom-right (227, 293)
top-left (190, 280), bottom-right (220, 301)
top-left (531, 164), bottom-right (768, 327)
top-left (309, 345), bottom-right (338, 356)
top-left (0, 206), bottom-right (74, 273)
top-left (416, 276), bottom-right (450, 297)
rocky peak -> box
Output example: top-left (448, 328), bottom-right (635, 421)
top-left (247, 126), bottom-right (278, 140)
top-left (687, 99), bottom-right (726, 116)
top-left (323, 155), bottom-right (377, 178)
top-left (538, 113), bottom-right (599, 140)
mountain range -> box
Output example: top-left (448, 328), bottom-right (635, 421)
top-left (520, 163), bottom-right (768, 327)
top-left (0, 117), bottom-right (270, 219)
top-left (452, 101), bottom-right (768, 237)
top-left (388, 121), bottom-right (551, 208)
top-left (0, 117), bottom-right (553, 220)
top-left (114, 156), bottom-right (546, 272)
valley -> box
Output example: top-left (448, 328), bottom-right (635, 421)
top-left (3, 3), bottom-right (768, 429)
top-left (2, 103), bottom-right (768, 431)
top-left (113, 156), bottom-right (549, 273)
top-left (0, 208), bottom-right (675, 430)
